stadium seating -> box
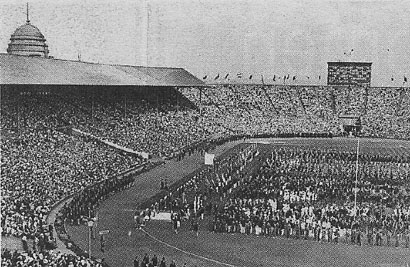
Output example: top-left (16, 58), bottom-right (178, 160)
top-left (1, 84), bottom-right (409, 259)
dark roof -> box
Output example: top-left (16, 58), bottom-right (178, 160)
top-left (0, 54), bottom-right (204, 87)
top-left (327, 61), bottom-right (372, 66)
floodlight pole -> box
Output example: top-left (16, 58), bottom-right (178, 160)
top-left (87, 210), bottom-right (93, 259)
top-left (354, 138), bottom-right (360, 219)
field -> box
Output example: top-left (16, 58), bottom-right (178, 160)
top-left (66, 138), bottom-right (410, 267)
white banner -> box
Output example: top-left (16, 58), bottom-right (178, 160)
top-left (150, 212), bottom-right (171, 222)
top-left (204, 153), bottom-right (215, 165)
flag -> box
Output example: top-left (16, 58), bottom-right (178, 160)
top-left (224, 73), bottom-right (229, 79)
top-left (203, 75), bottom-right (207, 80)
top-left (214, 74), bottom-right (220, 80)
top-left (273, 75), bottom-right (276, 81)
top-left (319, 75), bottom-right (321, 80)
top-left (283, 75), bottom-right (286, 80)
top-left (293, 76), bottom-right (296, 80)
top-left (261, 75), bottom-right (264, 84)
top-left (249, 75), bottom-right (253, 80)
top-left (391, 77), bottom-right (394, 82)
top-left (287, 74), bottom-right (290, 80)
top-left (237, 72), bottom-right (243, 78)
top-left (404, 76), bottom-right (408, 83)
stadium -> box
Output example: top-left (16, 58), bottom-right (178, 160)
top-left (1, 1), bottom-right (410, 267)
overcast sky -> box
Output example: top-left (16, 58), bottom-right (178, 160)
top-left (1, 0), bottom-right (409, 86)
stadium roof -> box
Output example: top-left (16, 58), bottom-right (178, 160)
top-left (0, 54), bottom-right (204, 87)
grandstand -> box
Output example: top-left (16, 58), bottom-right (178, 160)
top-left (1, 8), bottom-right (410, 267)
top-left (1, 57), bottom-right (410, 265)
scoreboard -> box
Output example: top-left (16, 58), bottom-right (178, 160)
top-left (327, 62), bottom-right (372, 86)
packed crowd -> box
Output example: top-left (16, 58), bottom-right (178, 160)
top-left (210, 146), bottom-right (410, 247)
top-left (178, 85), bottom-right (410, 139)
top-left (139, 144), bottom-right (260, 224)
top-left (1, 84), bottom-right (409, 263)
top-left (1, 87), bottom-right (223, 157)
top-left (141, 142), bottom-right (410, 248)
top-left (1, 248), bottom-right (105, 267)
top-left (1, 129), bottom-right (142, 241)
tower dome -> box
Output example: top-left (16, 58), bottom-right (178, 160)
top-left (7, 8), bottom-right (49, 58)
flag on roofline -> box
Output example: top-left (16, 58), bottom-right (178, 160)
top-left (214, 73), bottom-right (220, 80)
top-left (203, 75), bottom-right (207, 80)
top-left (224, 73), bottom-right (229, 79)
top-left (249, 75), bottom-right (253, 80)
top-left (404, 76), bottom-right (408, 83)
top-left (237, 72), bottom-right (243, 78)
top-left (293, 76), bottom-right (296, 80)
top-left (273, 75), bottom-right (276, 81)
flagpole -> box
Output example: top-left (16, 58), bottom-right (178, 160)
top-left (354, 137), bottom-right (360, 219)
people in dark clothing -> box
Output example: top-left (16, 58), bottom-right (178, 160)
top-left (134, 256), bottom-right (140, 267)
top-left (160, 257), bottom-right (167, 267)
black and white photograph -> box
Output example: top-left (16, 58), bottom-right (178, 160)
top-left (1, 0), bottom-right (410, 266)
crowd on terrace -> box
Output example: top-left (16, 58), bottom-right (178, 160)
top-left (1, 129), bottom-right (142, 244)
top-left (1, 248), bottom-right (105, 267)
top-left (179, 85), bottom-right (410, 139)
top-left (1, 84), bottom-right (409, 262)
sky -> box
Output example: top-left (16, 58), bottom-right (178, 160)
top-left (1, 0), bottom-right (409, 86)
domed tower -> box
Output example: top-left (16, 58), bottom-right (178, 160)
top-left (7, 4), bottom-right (49, 58)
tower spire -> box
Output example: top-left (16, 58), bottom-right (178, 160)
top-left (26, 3), bottom-right (30, 24)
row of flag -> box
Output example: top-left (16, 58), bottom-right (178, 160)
top-left (203, 73), bottom-right (408, 83)
top-left (202, 73), bottom-right (321, 81)
top-left (203, 73), bottom-right (322, 81)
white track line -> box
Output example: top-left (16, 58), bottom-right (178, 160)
top-left (140, 228), bottom-right (238, 267)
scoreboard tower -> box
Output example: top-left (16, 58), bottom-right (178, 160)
top-left (327, 62), bottom-right (372, 87)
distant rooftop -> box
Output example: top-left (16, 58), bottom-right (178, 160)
top-left (0, 54), bottom-right (204, 87)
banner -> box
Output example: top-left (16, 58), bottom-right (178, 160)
top-left (204, 153), bottom-right (215, 165)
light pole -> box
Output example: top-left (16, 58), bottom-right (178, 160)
top-left (87, 218), bottom-right (94, 258)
